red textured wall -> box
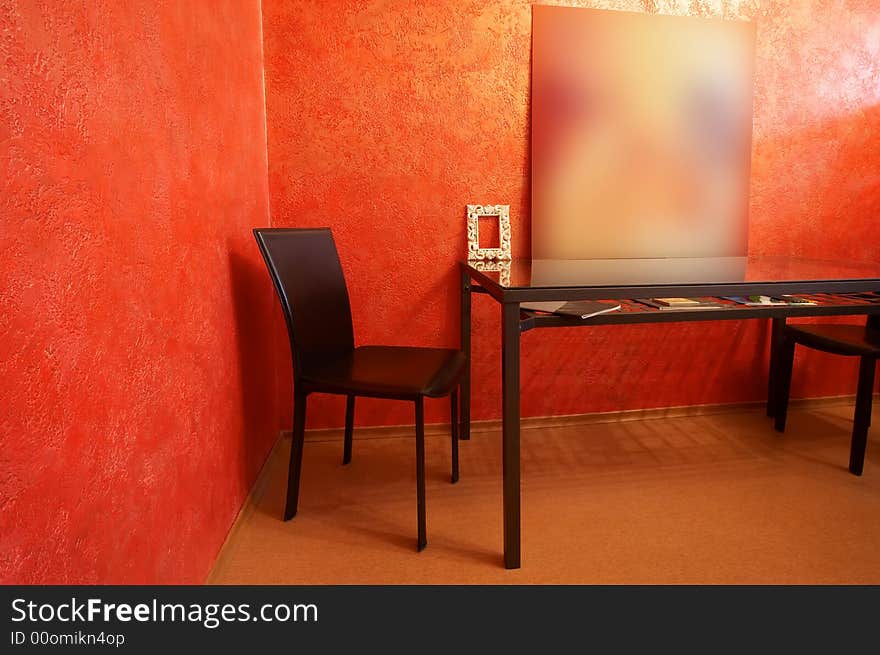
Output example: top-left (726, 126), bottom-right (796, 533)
top-left (1, 1), bottom-right (277, 583)
top-left (262, 0), bottom-right (880, 430)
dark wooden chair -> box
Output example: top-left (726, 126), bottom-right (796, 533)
top-left (254, 227), bottom-right (465, 551)
top-left (773, 323), bottom-right (879, 475)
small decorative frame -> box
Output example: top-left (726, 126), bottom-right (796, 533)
top-left (467, 204), bottom-right (511, 261)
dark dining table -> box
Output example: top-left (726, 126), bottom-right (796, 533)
top-left (459, 255), bottom-right (880, 569)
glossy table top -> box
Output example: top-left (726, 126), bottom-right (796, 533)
top-left (465, 256), bottom-right (880, 290)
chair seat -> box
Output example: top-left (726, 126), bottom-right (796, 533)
top-left (786, 325), bottom-right (880, 357)
top-left (303, 346), bottom-right (466, 399)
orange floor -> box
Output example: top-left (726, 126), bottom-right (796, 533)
top-left (208, 400), bottom-right (880, 584)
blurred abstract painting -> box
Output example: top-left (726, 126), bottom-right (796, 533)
top-left (531, 6), bottom-right (756, 259)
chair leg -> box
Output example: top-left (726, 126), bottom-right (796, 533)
top-left (415, 397), bottom-right (427, 551)
top-left (343, 395), bottom-right (355, 465)
top-left (774, 336), bottom-right (796, 433)
top-left (284, 391), bottom-right (308, 521)
top-left (451, 389), bottom-right (459, 484)
top-left (849, 356), bottom-right (875, 476)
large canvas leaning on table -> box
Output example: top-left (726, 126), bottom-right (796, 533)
top-left (531, 5), bottom-right (756, 260)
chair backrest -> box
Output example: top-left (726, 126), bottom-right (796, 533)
top-left (253, 228), bottom-right (355, 380)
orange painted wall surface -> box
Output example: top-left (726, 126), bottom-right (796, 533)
top-left (262, 0), bottom-right (880, 430)
top-left (1, 1), bottom-right (277, 583)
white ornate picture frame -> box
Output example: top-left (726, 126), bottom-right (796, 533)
top-left (467, 204), bottom-right (511, 261)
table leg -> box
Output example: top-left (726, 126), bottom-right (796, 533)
top-left (869, 315), bottom-right (879, 402)
top-left (767, 317), bottom-right (786, 417)
top-left (460, 266), bottom-right (472, 441)
top-left (501, 301), bottom-right (521, 569)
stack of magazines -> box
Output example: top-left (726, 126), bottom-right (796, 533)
top-left (635, 297), bottom-right (722, 311)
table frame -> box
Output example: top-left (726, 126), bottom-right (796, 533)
top-left (459, 261), bottom-right (880, 569)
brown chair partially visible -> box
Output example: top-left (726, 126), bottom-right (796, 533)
top-left (254, 227), bottom-right (465, 551)
top-left (773, 323), bottom-right (879, 475)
